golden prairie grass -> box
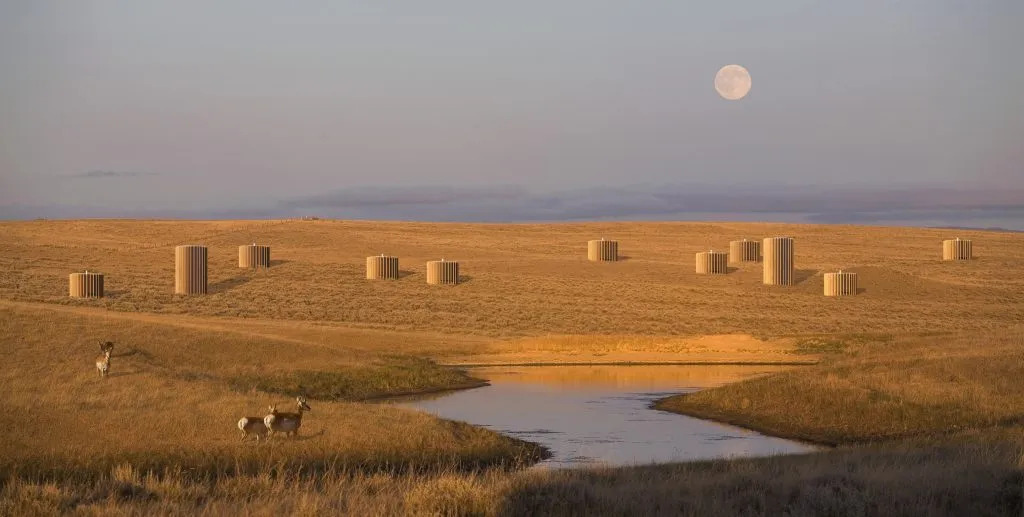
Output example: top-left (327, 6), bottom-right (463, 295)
top-left (657, 330), bottom-right (1024, 445)
top-left (0, 303), bottom-right (543, 484)
top-left (3, 435), bottom-right (1020, 516)
top-left (1, 220), bottom-right (1022, 338)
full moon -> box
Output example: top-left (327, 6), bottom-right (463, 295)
top-left (714, 64), bottom-right (752, 100)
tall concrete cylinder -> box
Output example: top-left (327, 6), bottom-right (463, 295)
top-left (763, 237), bottom-right (795, 286)
top-left (426, 260), bottom-right (459, 285)
top-left (238, 244), bottom-right (271, 268)
top-left (729, 239), bottom-right (761, 263)
top-left (696, 251), bottom-right (729, 274)
top-left (69, 272), bottom-right (104, 298)
top-left (824, 271), bottom-right (858, 296)
top-left (942, 238), bottom-right (972, 261)
top-left (587, 239), bottom-right (618, 262)
top-left (367, 255), bottom-right (400, 280)
top-left (175, 245), bottom-right (208, 294)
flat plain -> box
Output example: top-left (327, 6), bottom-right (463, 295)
top-left (2, 219), bottom-right (1022, 338)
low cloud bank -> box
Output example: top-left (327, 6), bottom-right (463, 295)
top-left (4, 184), bottom-right (1023, 229)
top-left (281, 184), bottom-right (1024, 223)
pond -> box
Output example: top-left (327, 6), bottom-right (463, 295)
top-left (401, 365), bottom-right (816, 468)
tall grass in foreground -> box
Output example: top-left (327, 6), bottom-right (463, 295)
top-left (3, 436), bottom-right (1020, 516)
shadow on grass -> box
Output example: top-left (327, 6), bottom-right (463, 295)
top-left (492, 441), bottom-right (1024, 517)
top-left (793, 269), bottom-right (818, 285)
top-left (266, 430), bottom-right (326, 442)
top-left (398, 270), bottom-right (416, 279)
top-left (268, 259), bottom-right (290, 267)
top-left (228, 357), bottom-right (479, 402)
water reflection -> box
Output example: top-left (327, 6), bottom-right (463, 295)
top-left (402, 365), bottom-right (816, 468)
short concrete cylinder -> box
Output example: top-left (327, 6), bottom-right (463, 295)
top-left (763, 237), bottom-right (795, 286)
top-left (587, 239), bottom-right (618, 262)
top-left (175, 245), bottom-right (208, 294)
top-left (238, 244), bottom-right (271, 268)
top-left (426, 260), bottom-right (459, 285)
top-left (696, 251), bottom-right (729, 274)
top-left (729, 239), bottom-right (761, 263)
top-left (942, 238), bottom-right (972, 261)
top-left (824, 271), bottom-right (858, 296)
top-left (367, 255), bottom-right (400, 280)
top-left (69, 272), bottom-right (104, 298)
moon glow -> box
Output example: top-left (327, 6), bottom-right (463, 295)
top-left (714, 64), bottom-right (752, 100)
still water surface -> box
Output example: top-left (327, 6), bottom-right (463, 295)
top-left (402, 365), bottom-right (816, 468)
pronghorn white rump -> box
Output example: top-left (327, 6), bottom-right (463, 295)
top-left (237, 415), bottom-right (269, 442)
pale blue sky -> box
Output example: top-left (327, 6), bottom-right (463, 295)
top-left (1, 1), bottom-right (1021, 216)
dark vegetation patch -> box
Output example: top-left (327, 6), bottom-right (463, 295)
top-left (228, 357), bottom-right (483, 401)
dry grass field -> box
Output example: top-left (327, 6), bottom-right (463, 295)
top-left (659, 330), bottom-right (1024, 444)
top-left (0, 303), bottom-right (543, 481)
top-left (1, 220), bottom-right (1021, 338)
top-left (2, 219), bottom-right (1023, 515)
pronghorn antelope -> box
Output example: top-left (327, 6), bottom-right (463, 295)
top-left (95, 341), bottom-right (114, 378)
top-left (264, 397), bottom-right (311, 439)
top-left (237, 414), bottom-right (269, 442)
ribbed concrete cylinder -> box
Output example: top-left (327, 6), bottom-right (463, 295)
top-left (824, 271), bottom-right (858, 296)
top-left (587, 239), bottom-right (618, 262)
top-left (367, 255), bottom-right (400, 280)
top-left (942, 238), bottom-right (972, 261)
top-left (238, 244), bottom-right (271, 268)
top-left (426, 260), bottom-right (459, 285)
top-left (69, 272), bottom-right (104, 298)
top-left (729, 239), bottom-right (761, 263)
top-left (696, 251), bottom-right (729, 274)
top-left (175, 245), bottom-right (208, 294)
top-left (763, 237), bottom-right (795, 286)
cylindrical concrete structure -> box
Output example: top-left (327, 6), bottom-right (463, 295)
top-left (942, 238), bottom-right (973, 261)
top-left (729, 239), bottom-right (761, 263)
top-left (69, 271), bottom-right (104, 298)
top-left (426, 260), bottom-right (459, 285)
top-left (587, 239), bottom-right (618, 262)
top-left (238, 244), bottom-right (271, 268)
top-left (175, 245), bottom-right (208, 294)
top-left (763, 237), bottom-right (795, 286)
top-left (824, 270), bottom-right (858, 296)
top-left (696, 250), bottom-right (729, 274)
top-left (367, 255), bottom-right (400, 280)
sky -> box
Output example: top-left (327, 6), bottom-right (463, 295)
top-left (1, 1), bottom-right (1022, 221)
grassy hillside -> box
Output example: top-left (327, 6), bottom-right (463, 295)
top-left (658, 330), bottom-right (1024, 445)
top-left (0, 303), bottom-right (543, 483)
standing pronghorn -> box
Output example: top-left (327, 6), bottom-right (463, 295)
top-left (237, 413), bottom-right (270, 442)
top-left (95, 341), bottom-right (114, 378)
top-left (264, 397), bottom-right (311, 439)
